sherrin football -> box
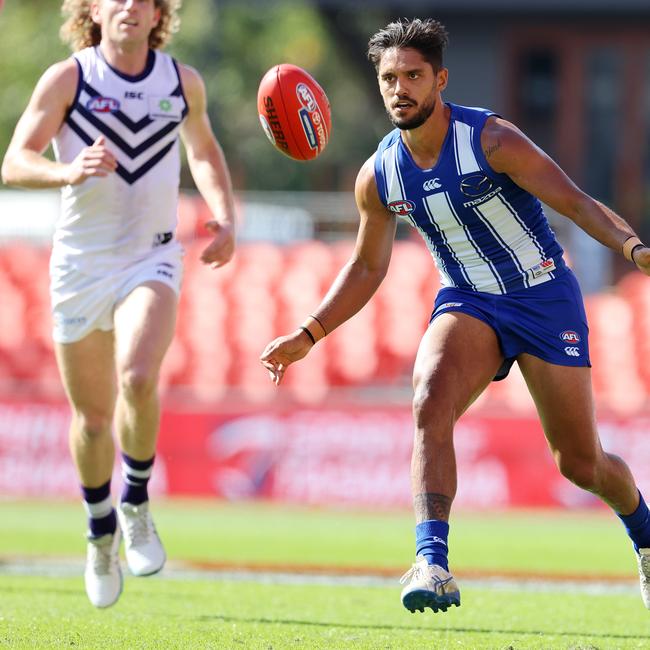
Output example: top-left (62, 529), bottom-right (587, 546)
top-left (257, 64), bottom-right (331, 161)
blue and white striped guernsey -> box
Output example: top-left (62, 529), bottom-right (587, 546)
top-left (52, 47), bottom-right (188, 271)
top-left (374, 103), bottom-right (566, 295)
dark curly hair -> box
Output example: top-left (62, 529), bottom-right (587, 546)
top-left (367, 18), bottom-right (449, 72)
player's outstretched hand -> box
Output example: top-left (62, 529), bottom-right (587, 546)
top-left (260, 331), bottom-right (314, 385)
top-left (201, 221), bottom-right (235, 268)
top-left (633, 247), bottom-right (650, 276)
top-left (66, 136), bottom-right (117, 185)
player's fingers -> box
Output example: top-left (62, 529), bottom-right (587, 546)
top-left (274, 364), bottom-right (286, 385)
top-left (86, 168), bottom-right (109, 177)
top-left (83, 152), bottom-right (116, 168)
top-left (93, 135), bottom-right (105, 146)
top-left (260, 344), bottom-right (280, 362)
top-left (84, 160), bottom-right (115, 175)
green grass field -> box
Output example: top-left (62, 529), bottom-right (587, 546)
top-left (2, 500), bottom-right (650, 649)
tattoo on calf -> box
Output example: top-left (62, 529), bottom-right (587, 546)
top-left (484, 139), bottom-right (501, 159)
top-left (414, 492), bottom-right (453, 522)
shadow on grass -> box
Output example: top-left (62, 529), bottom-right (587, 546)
top-left (196, 614), bottom-right (650, 641)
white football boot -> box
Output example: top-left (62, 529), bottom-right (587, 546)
top-left (118, 501), bottom-right (166, 576)
top-left (636, 548), bottom-right (650, 609)
top-left (84, 528), bottom-right (123, 608)
top-left (400, 555), bottom-right (461, 613)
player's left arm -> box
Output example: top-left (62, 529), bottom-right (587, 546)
top-left (178, 63), bottom-right (236, 269)
top-left (483, 117), bottom-right (650, 275)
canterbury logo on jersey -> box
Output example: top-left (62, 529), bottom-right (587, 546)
top-left (423, 178), bottom-right (442, 192)
top-left (564, 346), bottom-right (580, 357)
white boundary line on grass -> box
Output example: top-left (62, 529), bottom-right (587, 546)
top-left (0, 557), bottom-right (638, 596)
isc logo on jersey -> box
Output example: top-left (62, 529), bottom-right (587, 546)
top-left (87, 97), bottom-right (120, 113)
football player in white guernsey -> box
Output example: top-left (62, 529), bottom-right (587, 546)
top-left (261, 18), bottom-right (650, 614)
top-left (2, 0), bottom-right (236, 608)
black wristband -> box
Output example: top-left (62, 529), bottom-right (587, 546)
top-left (299, 326), bottom-right (316, 345)
top-left (309, 314), bottom-right (327, 335)
top-left (631, 244), bottom-right (644, 264)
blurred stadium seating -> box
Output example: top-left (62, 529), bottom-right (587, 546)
top-left (1, 236), bottom-right (648, 415)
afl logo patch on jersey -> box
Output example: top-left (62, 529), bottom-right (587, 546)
top-left (388, 199), bottom-right (416, 216)
top-left (86, 96), bottom-right (120, 113)
top-left (460, 173), bottom-right (493, 197)
top-left (560, 330), bottom-right (581, 343)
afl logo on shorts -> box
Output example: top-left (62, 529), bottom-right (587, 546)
top-left (87, 97), bottom-right (121, 113)
top-left (388, 199), bottom-right (416, 216)
top-left (560, 330), bottom-right (581, 343)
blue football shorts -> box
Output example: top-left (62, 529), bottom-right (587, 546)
top-left (430, 269), bottom-right (591, 381)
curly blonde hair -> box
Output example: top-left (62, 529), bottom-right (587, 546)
top-left (60, 0), bottom-right (181, 52)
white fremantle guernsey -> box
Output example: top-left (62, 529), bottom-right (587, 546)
top-left (52, 47), bottom-right (188, 273)
top-left (374, 103), bottom-right (567, 295)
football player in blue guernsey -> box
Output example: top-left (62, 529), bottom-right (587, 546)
top-left (262, 17), bottom-right (650, 613)
top-left (2, 0), bottom-right (236, 608)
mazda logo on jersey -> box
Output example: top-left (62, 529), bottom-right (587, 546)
top-left (460, 173), bottom-right (493, 197)
top-left (388, 199), bottom-right (416, 216)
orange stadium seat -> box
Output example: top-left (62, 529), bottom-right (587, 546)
top-left (5, 241), bottom-right (650, 412)
top-left (585, 292), bottom-right (646, 414)
top-left (618, 271), bottom-right (650, 394)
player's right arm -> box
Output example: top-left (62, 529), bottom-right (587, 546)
top-left (1, 60), bottom-right (116, 188)
top-left (260, 154), bottom-right (397, 385)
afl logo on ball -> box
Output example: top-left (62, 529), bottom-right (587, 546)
top-left (560, 330), bottom-right (581, 343)
top-left (296, 83), bottom-right (317, 112)
top-left (388, 200), bottom-right (416, 217)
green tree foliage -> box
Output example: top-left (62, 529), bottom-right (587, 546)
top-left (0, 3), bottom-right (69, 162)
top-left (171, 0), bottom-right (388, 192)
top-left (0, 1), bottom-right (388, 192)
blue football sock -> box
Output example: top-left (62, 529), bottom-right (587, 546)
top-left (81, 480), bottom-right (116, 539)
top-left (415, 519), bottom-right (449, 570)
top-left (120, 453), bottom-right (154, 506)
top-left (618, 490), bottom-right (650, 553)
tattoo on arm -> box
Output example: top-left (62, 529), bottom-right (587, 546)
top-left (484, 139), bottom-right (501, 159)
top-left (414, 492), bottom-right (453, 523)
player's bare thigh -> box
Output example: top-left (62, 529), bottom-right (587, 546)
top-left (517, 353), bottom-right (598, 453)
top-left (54, 329), bottom-right (116, 420)
top-left (413, 312), bottom-right (503, 417)
top-left (113, 281), bottom-right (178, 379)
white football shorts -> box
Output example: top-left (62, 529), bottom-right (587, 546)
top-left (50, 241), bottom-right (184, 344)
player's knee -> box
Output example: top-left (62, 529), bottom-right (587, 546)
top-left (557, 454), bottom-right (598, 490)
top-left (412, 388), bottom-right (453, 440)
top-left (120, 367), bottom-right (158, 403)
top-left (73, 409), bottom-right (112, 441)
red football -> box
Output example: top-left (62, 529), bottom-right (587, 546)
top-left (257, 64), bottom-right (331, 161)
